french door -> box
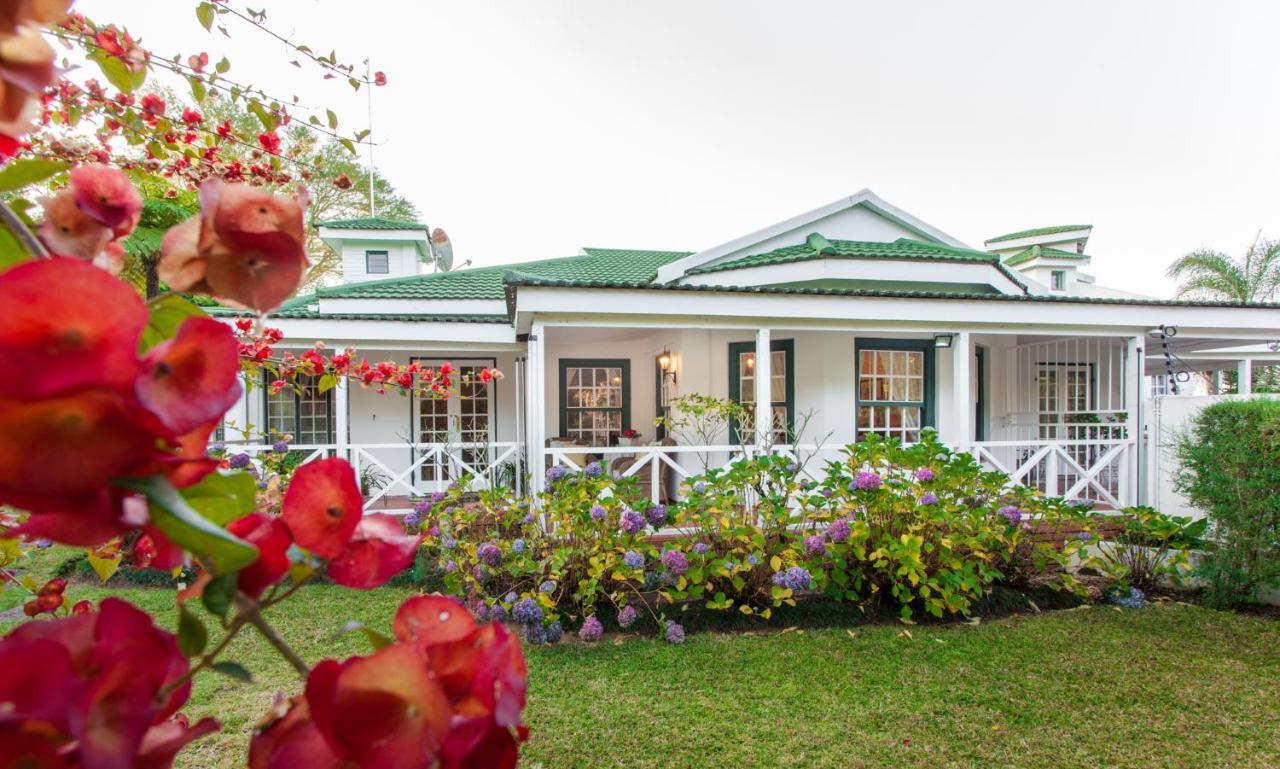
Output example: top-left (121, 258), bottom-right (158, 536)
top-left (412, 358), bottom-right (496, 487)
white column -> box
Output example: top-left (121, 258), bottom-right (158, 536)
top-left (226, 374), bottom-right (252, 444)
top-left (952, 332), bottom-right (972, 451)
top-left (527, 323), bottom-right (546, 495)
top-left (334, 375), bottom-right (349, 461)
top-left (753, 327), bottom-right (771, 447)
top-left (1238, 358), bottom-right (1253, 395)
top-left (1124, 335), bottom-right (1144, 506)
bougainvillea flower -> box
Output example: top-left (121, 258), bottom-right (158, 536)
top-left (0, 0), bottom-right (71, 34)
top-left (37, 188), bottom-right (116, 261)
top-left (70, 164), bottom-right (143, 238)
top-left (226, 513), bottom-right (292, 598)
top-left (0, 258), bottom-right (146, 399)
top-left (305, 644), bottom-right (452, 769)
top-left (158, 180), bottom-right (310, 312)
top-left (133, 716), bottom-right (221, 769)
top-left (326, 514), bottom-right (422, 589)
top-left (392, 595), bottom-right (478, 650)
top-left (248, 696), bottom-right (345, 769)
top-left (135, 316), bottom-right (242, 435)
top-left (0, 598), bottom-right (213, 769)
top-left (0, 23), bottom-right (57, 100)
top-left (0, 132), bottom-right (19, 161)
top-left (280, 457), bottom-right (362, 559)
top-left (8, 490), bottom-right (129, 547)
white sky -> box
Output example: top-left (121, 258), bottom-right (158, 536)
top-left (81, 0), bottom-right (1280, 296)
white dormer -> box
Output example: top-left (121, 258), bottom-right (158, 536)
top-left (984, 225), bottom-right (1094, 294)
top-left (316, 217), bottom-right (432, 284)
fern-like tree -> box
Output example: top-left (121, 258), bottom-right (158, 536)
top-left (1166, 236), bottom-right (1280, 303)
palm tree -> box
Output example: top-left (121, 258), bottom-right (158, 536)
top-left (1166, 235), bottom-right (1280, 303)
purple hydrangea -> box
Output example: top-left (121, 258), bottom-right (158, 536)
top-left (477, 542), bottom-right (502, 567)
top-left (822, 488), bottom-right (835, 498)
top-left (539, 580), bottom-right (556, 594)
top-left (692, 480), bottom-right (707, 494)
top-left (852, 471), bottom-right (883, 491)
top-left (545, 620), bottom-right (564, 644)
top-left (403, 510), bottom-right (424, 528)
top-left (664, 620), bottom-right (685, 644)
top-left (583, 461), bottom-right (603, 478)
top-left (471, 600), bottom-right (491, 623)
top-left (826, 518), bottom-right (851, 543)
top-left (440, 533), bottom-right (456, 550)
top-left (590, 504), bottom-right (607, 521)
top-left (1078, 531), bottom-right (1092, 542)
top-left (471, 565), bottom-right (489, 584)
top-left (522, 512), bottom-right (536, 525)
top-left (272, 440), bottom-right (289, 453)
top-left (747, 555), bottom-right (759, 567)
top-left (920, 492), bottom-right (939, 506)
top-left (645, 504), bottom-right (668, 527)
top-left (546, 465), bottom-right (570, 484)
top-left (622, 550), bottom-right (645, 569)
top-left (524, 624), bottom-right (547, 645)
top-left (426, 524), bottom-right (440, 537)
top-left (490, 603), bottom-right (507, 623)
top-left (916, 467), bottom-right (934, 482)
top-left (771, 566), bottom-right (812, 592)
top-left (803, 535), bottom-right (826, 557)
top-left (579, 616), bottom-right (604, 642)
top-left (512, 598), bottom-right (543, 626)
top-left (412, 499), bottom-right (433, 516)
top-left (617, 605), bottom-right (638, 629)
top-left (513, 538), bottom-right (526, 555)
top-left (619, 508), bottom-right (646, 535)
top-left (692, 542), bottom-right (710, 555)
top-left (504, 591), bottom-right (518, 603)
top-left (661, 549), bottom-right (689, 575)
top-left (998, 506), bottom-right (1023, 526)
top-left (444, 560), bottom-right (457, 572)
top-left (228, 452), bottom-right (252, 470)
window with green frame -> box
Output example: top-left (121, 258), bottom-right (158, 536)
top-left (263, 372), bottom-right (335, 445)
top-left (855, 338), bottom-right (934, 443)
top-left (728, 339), bottom-right (794, 443)
top-left (559, 359), bottom-right (630, 445)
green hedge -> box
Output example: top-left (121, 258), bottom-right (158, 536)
top-left (1176, 398), bottom-right (1280, 608)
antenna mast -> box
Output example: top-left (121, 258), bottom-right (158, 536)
top-left (365, 59), bottom-right (376, 216)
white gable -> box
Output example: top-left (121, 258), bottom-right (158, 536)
top-left (655, 189), bottom-right (969, 283)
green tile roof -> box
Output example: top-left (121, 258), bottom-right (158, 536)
top-left (315, 216), bottom-right (428, 231)
top-left (1003, 245), bottom-right (1092, 267)
top-left (986, 224), bottom-right (1091, 244)
top-left (685, 234), bottom-right (999, 276)
top-left (316, 248), bottom-right (692, 300)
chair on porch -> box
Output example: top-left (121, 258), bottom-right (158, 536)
top-left (610, 437), bottom-right (677, 503)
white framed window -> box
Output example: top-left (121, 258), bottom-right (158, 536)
top-left (365, 250), bottom-right (390, 274)
top-left (560, 360), bottom-right (629, 445)
top-left (264, 374), bottom-right (334, 444)
top-left (1051, 270), bottom-right (1066, 291)
top-left (856, 343), bottom-right (931, 443)
top-left (1037, 364), bottom-right (1092, 439)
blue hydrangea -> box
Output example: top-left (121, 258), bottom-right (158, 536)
top-left (590, 504), bottom-right (607, 521)
top-left (664, 620), bottom-right (685, 644)
top-left (623, 550), bottom-right (645, 569)
top-left (583, 461), bottom-right (603, 478)
top-left (692, 480), bottom-right (707, 494)
top-left (1108, 586), bottom-right (1146, 609)
top-left (545, 620), bottom-right (564, 644)
top-left (539, 580), bottom-right (556, 594)
top-left (772, 566), bottom-right (812, 591)
top-left (471, 601), bottom-right (490, 623)
top-left (920, 492), bottom-right (939, 506)
top-left (546, 465), bottom-right (570, 484)
top-left (524, 624), bottom-right (547, 645)
top-left (617, 605), bottom-right (637, 629)
top-left (403, 509), bottom-right (424, 528)
top-left (619, 508), bottom-right (646, 534)
top-left (747, 555), bottom-right (759, 567)
top-left (692, 542), bottom-right (709, 555)
top-left (645, 504), bottom-right (668, 527)
top-left (512, 598), bottom-right (543, 626)
top-left (490, 603), bottom-right (507, 623)
top-left (512, 538), bottom-right (526, 555)
top-left (504, 591), bottom-right (517, 603)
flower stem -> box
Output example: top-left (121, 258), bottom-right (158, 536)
top-left (238, 597), bottom-right (311, 678)
top-left (0, 202), bottom-right (49, 260)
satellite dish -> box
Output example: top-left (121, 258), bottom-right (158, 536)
top-left (430, 227), bottom-right (454, 272)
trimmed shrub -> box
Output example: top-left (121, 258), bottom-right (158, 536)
top-left (1175, 398), bottom-right (1280, 608)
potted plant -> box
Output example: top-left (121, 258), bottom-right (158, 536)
top-left (617, 428), bottom-right (641, 448)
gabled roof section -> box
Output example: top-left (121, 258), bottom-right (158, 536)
top-left (1004, 245), bottom-right (1091, 267)
top-left (654, 189), bottom-right (969, 284)
top-left (685, 234), bottom-right (998, 276)
top-left (986, 224), bottom-right (1091, 244)
top-left (315, 216), bottom-right (428, 231)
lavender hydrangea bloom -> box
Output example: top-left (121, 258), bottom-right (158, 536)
top-left (916, 467), bottom-right (934, 482)
top-left (661, 549), bottom-right (689, 575)
top-left (490, 603), bottom-right (507, 623)
top-left (440, 533), bottom-right (456, 550)
top-left (522, 512), bottom-right (536, 525)
top-left (622, 550), bottom-right (644, 569)
top-left (539, 580), bottom-right (556, 594)
top-left (692, 542), bottom-right (710, 555)
top-left (579, 616), bottom-right (604, 642)
top-left (272, 440), bottom-right (289, 453)
top-left (1078, 531), bottom-right (1092, 542)
top-left (619, 508), bottom-right (646, 535)
top-left (512, 538), bottom-right (526, 555)
top-left (692, 480), bottom-right (707, 494)
top-left (998, 506), bottom-right (1023, 525)
top-left (583, 461), bottom-right (603, 478)
top-left (471, 565), bottom-right (489, 584)
top-left (826, 518), bottom-right (851, 543)
top-left (664, 620), bottom-right (685, 645)
top-left (920, 492), bottom-right (939, 506)
top-left (803, 535), bottom-right (826, 557)
top-left (444, 560), bottom-right (457, 572)
top-left (822, 488), bottom-right (835, 498)
top-left (524, 624), bottom-right (547, 645)
top-left (471, 601), bottom-right (491, 623)
top-left (228, 452), bottom-right (252, 470)
top-left (852, 471), bottom-right (883, 490)
top-left (617, 605), bottom-right (638, 629)
top-left (590, 504), bottom-right (607, 521)
top-left (477, 542), bottom-right (502, 567)
top-left (403, 510), bottom-right (424, 528)
top-left (545, 620), bottom-right (564, 644)
top-left (747, 555), bottom-right (759, 567)
top-left (645, 504), bottom-right (668, 527)
top-left (772, 566), bottom-right (812, 591)
top-left (512, 598), bottom-right (543, 626)
top-left (412, 499), bottom-right (433, 516)
top-left (546, 465), bottom-right (569, 484)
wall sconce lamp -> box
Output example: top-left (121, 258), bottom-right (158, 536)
top-left (658, 348), bottom-right (678, 385)
top-left (933, 333), bottom-right (955, 349)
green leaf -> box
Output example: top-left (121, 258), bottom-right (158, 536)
top-left (0, 586), bottom-right (24, 613)
top-left (181, 471), bottom-right (257, 526)
top-left (177, 603), bottom-right (209, 657)
top-left (249, 101), bottom-right (278, 133)
top-left (116, 475), bottom-right (259, 575)
top-left (317, 373), bottom-right (338, 393)
top-left (140, 295), bottom-right (207, 352)
top-left (338, 138), bottom-right (356, 155)
top-left (211, 660), bottom-right (253, 683)
top-left (87, 551), bottom-right (122, 582)
top-left (0, 159), bottom-right (68, 193)
top-left (87, 48), bottom-right (145, 93)
top-left (326, 109), bottom-right (338, 129)
top-left (215, 57), bottom-right (231, 75)
top-left (196, 2), bottom-right (216, 30)
top-left (201, 571), bottom-right (238, 618)
top-left (189, 76), bottom-right (208, 103)
top-left (334, 621), bottom-right (393, 651)
top-left (0, 222), bottom-right (30, 272)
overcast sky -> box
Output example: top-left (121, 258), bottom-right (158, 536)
top-left (81, 1), bottom-right (1280, 296)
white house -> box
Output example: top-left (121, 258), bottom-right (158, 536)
top-left (216, 191), bottom-right (1280, 513)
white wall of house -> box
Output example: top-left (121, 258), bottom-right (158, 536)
top-left (338, 239), bottom-right (422, 284)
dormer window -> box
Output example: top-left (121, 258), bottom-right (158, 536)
top-left (1076, 241), bottom-right (1085, 254)
top-left (365, 250), bottom-right (390, 274)
top-left (1051, 270), bottom-right (1067, 291)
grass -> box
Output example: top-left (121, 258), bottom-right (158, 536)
top-left (4, 560), bottom-right (1280, 768)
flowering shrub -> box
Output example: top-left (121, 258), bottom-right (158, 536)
top-left (1083, 505), bottom-right (1205, 591)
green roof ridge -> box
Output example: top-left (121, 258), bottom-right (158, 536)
top-left (315, 216), bottom-right (428, 230)
top-left (1003, 245), bottom-right (1092, 267)
top-left (986, 224), bottom-right (1091, 244)
top-left (685, 235), bottom-right (1000, 277)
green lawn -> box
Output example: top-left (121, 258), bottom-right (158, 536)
top-left (4, 577), bottom-right (1280, 768)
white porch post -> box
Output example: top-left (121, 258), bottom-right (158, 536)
top-left (333, 375), bottom-right (349, 461)
top-left (1238, 358), bottom-right (1253, 395)
top-left (753, 327), bottom-right (771, 448)
top-left (527, 323), bottom-right (546, 496)
top-left (226, 374), bottom-right (252, 444)
top-left (951, 332), bottom-right (972, 452)
top-left (1124, 335), bottom-right (1143, 506)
